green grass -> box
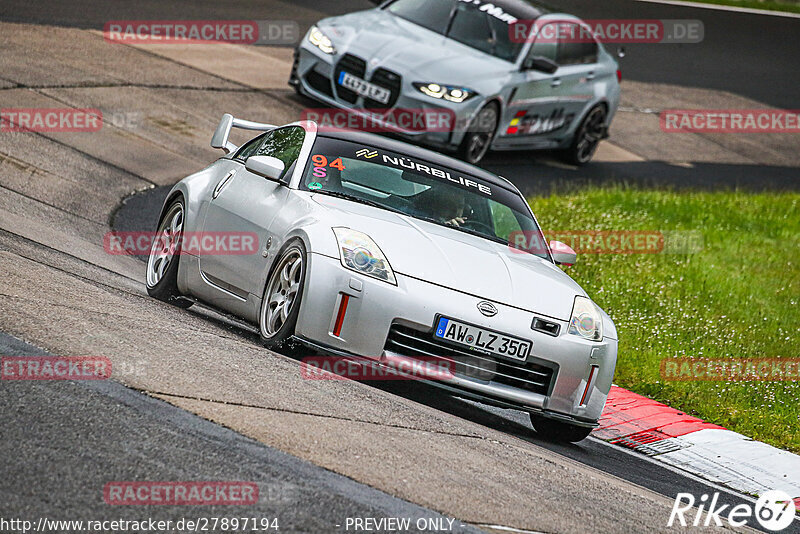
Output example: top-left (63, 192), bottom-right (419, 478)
top-left (529, 187), bottom-right (800, 452)
top-left (673, 0), bottom-right (800, 13)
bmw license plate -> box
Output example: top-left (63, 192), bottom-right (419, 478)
top-left (338, 71), bottom-right (391, 104)
top-left (434, 316), bottom-right (532, 361)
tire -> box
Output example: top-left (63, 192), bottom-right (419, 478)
top-left (146, 198), bottom-right (192, 308)
top-left (559, 105), bottom-right (607, 166)
top-left (529, 414), bottom-right (593, 443)
top-left (457, 102), bottom-right (499, 165)
top-left (259, 239), bottom-right (307, 349)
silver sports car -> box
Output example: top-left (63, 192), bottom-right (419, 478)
top-left (146, 114), bottom-right (618, 442)
top-left (291, 0), bottom-right (621, 165)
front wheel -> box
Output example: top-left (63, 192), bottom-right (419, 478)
top-left (457, 103), bottom-right (499, 165)
top-left (146, 198), bottom-right (192, 308)
top-left (559, 105), bottom-right (607, 166)
top-left (259, 239), bottom-right (307, 349)
top-left (529, 414), bottom-right (593, 443)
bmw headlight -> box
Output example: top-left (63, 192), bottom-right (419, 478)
top-left (413, 82), bottom-right (476, 103)
top-left (308, 25), bottom-right (335, 55)
top-left (333, 228), bottom-right (396, 285)
top-left (568, 296), bottom-right (603, 341)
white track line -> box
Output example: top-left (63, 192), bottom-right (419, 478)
top-left (634, 0), bottom-right (800, 18)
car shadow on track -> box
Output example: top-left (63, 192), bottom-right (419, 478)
top-left (179, 300), bottom-right (587, 453)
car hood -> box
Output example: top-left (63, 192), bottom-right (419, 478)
top-left (320, 10), bottom-right (512, 83)
top-left (310, 194), bottom-right (584, 321)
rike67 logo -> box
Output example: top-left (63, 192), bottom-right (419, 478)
top-left (669, 491), bottom-right (796, 531)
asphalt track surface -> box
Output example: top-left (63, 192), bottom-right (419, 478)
top-left (1, 0), bottom-right (799, 533)
top-left (0, 333), bottom-right (484, 534)
top-left (2, 0), bottom-right (798, 108)
top-left (2, 0), bottom-right (798, 189)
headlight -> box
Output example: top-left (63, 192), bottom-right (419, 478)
top-left (308, 25), bottom-right (335, 55)
top-left (333, 228), bottom-right (396, 285)
top-left (413, 82), bottom-right (476, 103)
top-left (568, 296), bottom-right (603, 341)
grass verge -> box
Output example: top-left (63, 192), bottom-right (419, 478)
top-left (529, 187), bottom-right (799, 452)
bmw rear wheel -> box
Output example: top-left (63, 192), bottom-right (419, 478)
top-left (560, 105), bottom-right (607, 166)
top-left (458, 103), bottom-right (499, 165)
top-left (259, 239), bottom-right (306, 349)
top-left (146, 198), bottom-right (192, 308)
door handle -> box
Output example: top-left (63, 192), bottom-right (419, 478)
top-left (586, 71), bottom-right (595, 80)
top-left (551, 78), bottom-right (561, 87)
top-left (212, 170), bottom-right (236, 199)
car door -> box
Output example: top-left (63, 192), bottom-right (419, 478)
top-left (502, 21), bottom-right (564, 146)
top-left (198, 126), bottom-right (305, 302)
top-left (550, 22), bottom-right (600, 136)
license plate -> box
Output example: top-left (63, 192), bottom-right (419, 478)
top-left (338, 71), bottom-right (391, 104)
top-left (433, 316), bottom-right (532, 361)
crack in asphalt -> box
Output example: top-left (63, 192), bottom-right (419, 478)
top-left (145, 389), bottom-right (489, 440)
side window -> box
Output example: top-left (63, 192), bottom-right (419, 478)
top-left (251, 126), bottom-right (306, 180)
top-left (526, 23), bottom-right (557, 63)
top-left (448, 5), bottom-right (494, 56)
top-left (233, 133), bottom-right (266, 161)
top-left (556, 23), bottom-right (598, 65)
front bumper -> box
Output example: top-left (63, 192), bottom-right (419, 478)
top-left (293, 44), bottom-right (484, 150)
top-left (296, 252), bottom-right (618, 425)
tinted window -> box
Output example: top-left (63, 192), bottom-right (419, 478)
top-left (301, 137), bottom-right (547, 257)
top-left (526, 23), bottom-right (557, 63)
top-left (448, 5), bottom-right (493, 56)
top-left (487, 15), bottom-right (525, 63)
top-left (387, 0), bottom-right (454, 35)
top-left (556, 23), bottom-right (597, 65)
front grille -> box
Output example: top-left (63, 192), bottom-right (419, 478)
top-left (364, 68), bottom-right (401, 109)
top-left (385, 324), bottom-right (556, 396)
top-left (334, 54), bottom-right (366, 104)
top-left (304, 69), bottom-right (333, 97)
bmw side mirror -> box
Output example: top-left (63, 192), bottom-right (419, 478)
top-left (245, 155), bottom-right (285, 181)
top-left (550, 240), bottom-right (577, 266)
top-left (523, 56), bottom-right (558, 74)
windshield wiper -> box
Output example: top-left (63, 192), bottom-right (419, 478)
top-left (311, 190), bottom-right (407, 216)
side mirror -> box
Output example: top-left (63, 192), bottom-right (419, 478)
top-left (550, 240), bottom-right (577, 266)
top-left (522, 56), bottom-right (558, 74)
top-left (246, 155), bottom-right (285, 181)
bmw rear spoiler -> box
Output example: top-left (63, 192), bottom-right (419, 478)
top-left (210, 113), bottom-right (277, 154)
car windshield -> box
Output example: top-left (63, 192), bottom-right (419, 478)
top-left (300, 136), bottom-right (548, 259)
top-left (386, 0), bottom-right (530, 63)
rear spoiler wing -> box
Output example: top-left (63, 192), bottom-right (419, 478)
top-left (210, 113), bottom-right (277, 154)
